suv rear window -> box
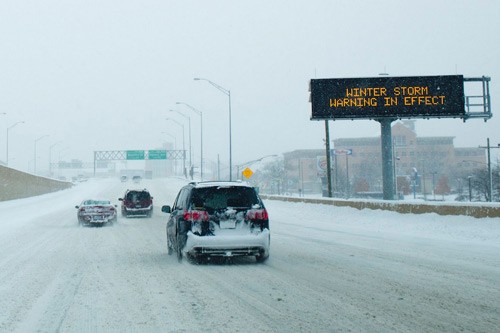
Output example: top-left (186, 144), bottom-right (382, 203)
top-left (191, 186), bottom-right (259, 212)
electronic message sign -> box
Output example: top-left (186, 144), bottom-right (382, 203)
top-left (310, 75), bottom-right (465, 120)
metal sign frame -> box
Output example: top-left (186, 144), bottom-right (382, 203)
top-left (94, 150), bottom-right (185, 162)
top-left (93, 150), bottom-right (186, 176)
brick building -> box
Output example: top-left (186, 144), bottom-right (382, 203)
top-left (283, 120), bottom-right (486, 197)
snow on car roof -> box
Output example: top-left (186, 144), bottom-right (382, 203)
top-left (190, 181), bottom-right (253, 189)
top-left (82, 199), bottom-right (112, 205)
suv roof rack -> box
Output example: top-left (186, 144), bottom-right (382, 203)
top-left (188, 180), bottom-right (251, 188)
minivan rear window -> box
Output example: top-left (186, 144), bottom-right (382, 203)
top-left (126, 191), bottom-right (150, 201)
top-left (191, 186), bottom-right (259, 211)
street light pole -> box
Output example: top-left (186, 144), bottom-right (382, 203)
top-left (176, 102), bottom-right (203, 181)
top-left (194, 78), bottom-right (232, 180)
top-left (235, 154), bottom-right (278, 180)
top-left (431, 171), bottom-right (437, 200)
top-left (161, 131), bottom-right (177, 176)
top-left (479, 138), bottom-right (500, 202)
top-left (169, 109), bottom-right (191, 176)
top-left (166, 118), bottom-right (186, 178)
top-left (34, 135), bottom-right (49, 175)
top-left (468, 176), bottom-right (473, 201)
top-left (6, 121), bottom-right (25, 166)
top-left (161, 132), bottom-right (177, 149)
top-left (49, 141), bottom-right (62, 178)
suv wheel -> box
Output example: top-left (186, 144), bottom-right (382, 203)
top-left (176, 244), bottom-right (183, 262)
top-left (167, 239), bottom-right (173, 255)
top-left (187, 254), bottom-right (206, 265)
top-left (256, 250), bottom-right (269, 263)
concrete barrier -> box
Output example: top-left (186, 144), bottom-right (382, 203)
top-left (0, 165), bottom-right (73, 201)
top-left (260, 195), bottom-right (500, 219)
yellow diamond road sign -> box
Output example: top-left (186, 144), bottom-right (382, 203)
top-left (242, 167), bottom-right (254, 179)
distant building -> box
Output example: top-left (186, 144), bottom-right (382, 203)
top-left (283, 120), bottom-right (486, 197)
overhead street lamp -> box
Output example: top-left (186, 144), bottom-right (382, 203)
top-left (34, 135), bottom-right (49, 175)
top-left (57, 146), bottom-right (70, 178)
top-left (161, 131), bottom-right (178, 176)
top-left (58, 146), bottom-right (70, 162)
top-left (194, 77), bottom-right (232, 180)
top-left (166, 117), bottom-right (186, 178)
top-left (176, 102), bottom-right (204, 181)
top-left (235, 154), bottom-right (278, 180)
top-left (49, 141), bottom-right (62, 178)
top-left (6, 121), bottom-right (25, 166)
top-left (161, 131), bottom-right (177, 150)
top-left (169, 109), bottom-right (192, 174)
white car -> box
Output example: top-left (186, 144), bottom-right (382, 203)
top-left (76, 199), bottom-right (117, 226)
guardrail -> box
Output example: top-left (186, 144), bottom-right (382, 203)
top-left (260, 195), bottom-right (500, 219)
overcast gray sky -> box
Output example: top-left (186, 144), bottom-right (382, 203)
top-left (1, 0), bottom-right (499, 173)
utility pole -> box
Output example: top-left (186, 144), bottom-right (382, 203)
top-left (479, 138), bottom-right (500, 202)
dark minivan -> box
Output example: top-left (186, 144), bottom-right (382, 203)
top-left (162, 181), bottom-right (270, 263)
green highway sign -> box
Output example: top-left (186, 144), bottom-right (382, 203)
top-left (126, 150), bottom-right (145, 160)
top-left (148, 150), bottom-right (167, 160)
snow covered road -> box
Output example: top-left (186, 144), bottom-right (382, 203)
top-left (1, 178), bottom-right (499, 332)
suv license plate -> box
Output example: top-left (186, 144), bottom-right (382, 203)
top-left (220, 220), bottom-right (236, 229)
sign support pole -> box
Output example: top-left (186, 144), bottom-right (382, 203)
top-left (379, 118), bottom-right (396, 200)
top-left (324, 120), bottom-right (333, 197)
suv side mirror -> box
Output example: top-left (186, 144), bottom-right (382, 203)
top-left (118, 198), bottom-right (123, 201)
top-left (161, 205), bottom-right (171, 214)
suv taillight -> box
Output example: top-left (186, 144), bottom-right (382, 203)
top-left (246, 209), bottom-right (269, 221)
top-left (184, 210), bottom-right (209, 222)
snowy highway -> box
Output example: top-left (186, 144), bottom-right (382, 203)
top-left (1, 178), bottom-right (499, 332)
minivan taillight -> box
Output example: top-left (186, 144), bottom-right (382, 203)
top-left (184, 210), bottom-right (209, 222)
top-left (246, 209), bottom-right (269, 221)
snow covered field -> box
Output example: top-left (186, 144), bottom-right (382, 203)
top-left (0, 177), bottom-right (499, 332)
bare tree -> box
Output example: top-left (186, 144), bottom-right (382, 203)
top-left (259, 158), bottom-right (286, 195)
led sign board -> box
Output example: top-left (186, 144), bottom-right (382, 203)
top-left (310, 75), bottom-right (465, 120)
